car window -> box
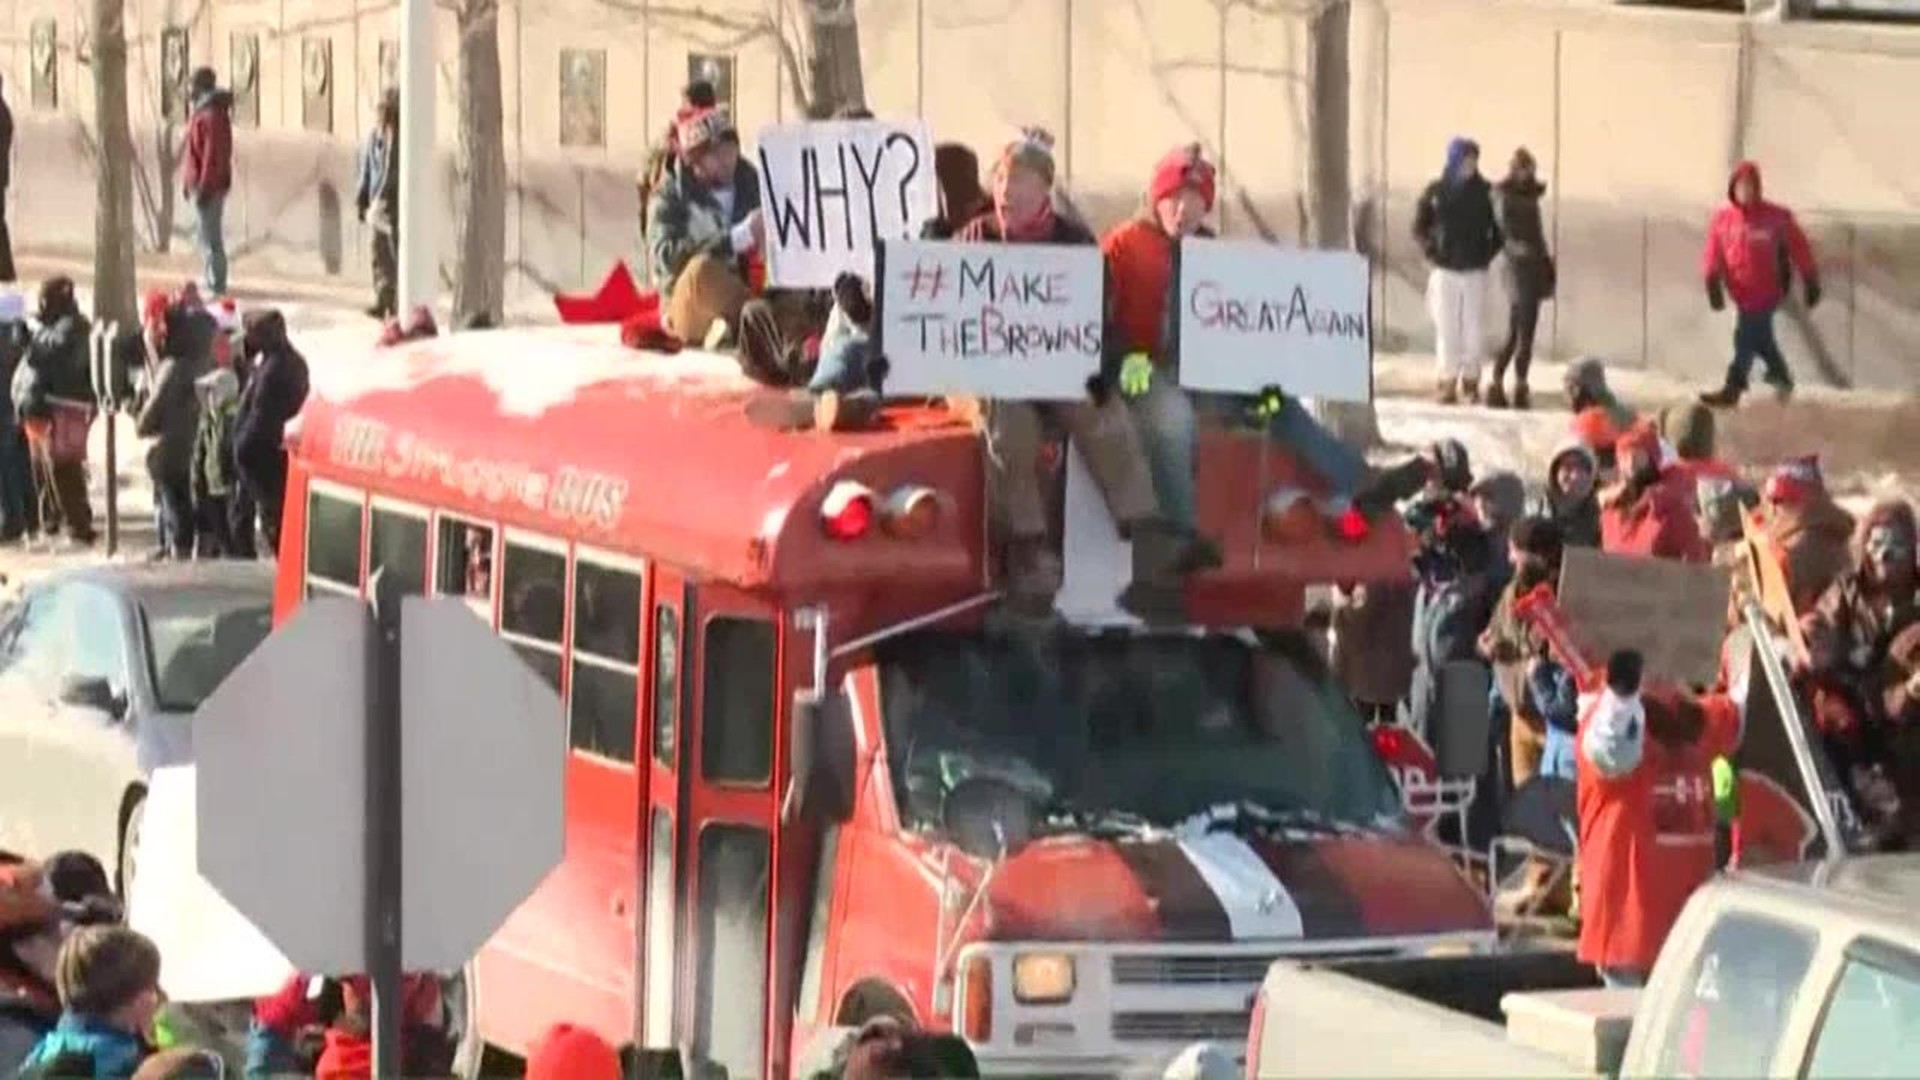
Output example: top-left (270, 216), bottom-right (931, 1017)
top-left (1804, 943), bottom-right (1920, 1078)
top-left (1650, 911), bottom-right (1818, 1078)
top-left (66, 586), bottom-right (129, 694)
top-left (143, 589), bottom-right (274, 712)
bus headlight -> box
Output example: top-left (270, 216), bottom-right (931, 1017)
top-left (1012, 952), bottom-right (1076, 1004)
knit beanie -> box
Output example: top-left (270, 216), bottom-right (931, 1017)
top-left (55, 924), bottom-right (161, 1016)
top-left (1764, 454), bottom-right (1824, 507)
top-left (1147, 143), bottom-right (1217, 213)
top-left (998, 126), bottom-right (1057, 188)
top-left (525, 1023), bottom-right (622, 1080)
top-left (676, 105), bottom-right (736, 156)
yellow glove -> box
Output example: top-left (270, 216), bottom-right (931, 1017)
top-left (1250, 385), bottom-right (1286, 423)
top-left (1119, 352), bottom-right (1154, 399)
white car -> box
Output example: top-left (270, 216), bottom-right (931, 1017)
top-left (0, 562), bottom-right (274, 897)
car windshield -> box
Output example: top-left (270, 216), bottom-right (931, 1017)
top-left (141, 588), bottom-right (274, 711)
top-left (876, 629), bottom-right (1404, 835)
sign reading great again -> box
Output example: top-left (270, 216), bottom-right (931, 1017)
top-left (1175, 240), bottom-right (1372, 402)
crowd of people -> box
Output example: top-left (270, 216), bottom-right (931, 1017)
top-left (1413, 137), bottom-right (1819, 410)
top-left (1329, 355), bottom-right (1920, 985)
top-left (0, 278), bottom-right (309, 560)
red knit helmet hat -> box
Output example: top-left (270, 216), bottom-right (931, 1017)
top-left (1148, 143), bottom-right (1217, 213)
top-left (525, 1023), bottom-right (622, 1080)
top-left (1764, 454), bottom-right (1824, 506)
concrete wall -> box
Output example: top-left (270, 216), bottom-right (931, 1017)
top-left (6, 0), bottom-right (1920, 388)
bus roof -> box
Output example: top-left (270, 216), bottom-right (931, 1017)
top-left (292, 325), bottom-right (986, 593)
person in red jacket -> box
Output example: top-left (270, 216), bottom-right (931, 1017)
top-left (1698, 161), bottom-right (1819, 408)
top-left (178, 67), bottom-right (235, 298)
top-left (1601, 421), bottom-right (1709, 563)
top-left (1577, 650), bottom-right (1744, 986)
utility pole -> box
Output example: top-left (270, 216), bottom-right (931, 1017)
top-left (399, 0), bottom-right (438, 315)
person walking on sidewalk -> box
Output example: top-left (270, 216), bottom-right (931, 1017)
top-left (355, 90), bottom-right (400, 320)
top-left (13, 277), bottom-right (95, 546)
top-left (1414, 137), bottom-right (1502, 405)
top-left (179, 67), bottom-right (234, 298)
top-left (1699, 161), bottom-right (1819, 408)
top-left (1487, 147), bottom-right (1553, 409)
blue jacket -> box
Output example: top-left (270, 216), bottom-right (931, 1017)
top-left (356, 128), bottom-right (397, 222)
top-left (16, 1014), bottom-right (146, 1077)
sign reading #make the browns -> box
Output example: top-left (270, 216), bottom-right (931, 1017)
top-left (877, 239), bottom-right (1104, 400)
top-left (1175, 239), bottom-right (1372, 402)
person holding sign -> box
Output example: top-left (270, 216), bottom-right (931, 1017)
top-left (1100, 144), bottom-right (1368, 550)
top-left (955, 128), bottom-right (1189, 623)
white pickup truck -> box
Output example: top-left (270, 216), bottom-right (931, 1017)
top-left (1245, 854), bottom-right (1920, 1078)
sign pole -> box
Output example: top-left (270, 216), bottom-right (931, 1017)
top-left (366, 572), bottom-right (405, 1076)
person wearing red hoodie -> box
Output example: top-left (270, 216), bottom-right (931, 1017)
top-left (1698, 161), bottom-right (1819, 408)
top-left (178, 67), bottom-right (234, 298)
top-left (1600, 421), bottom-right (1709, 563)
top-left (311, 974), bottom-right (446, 1079)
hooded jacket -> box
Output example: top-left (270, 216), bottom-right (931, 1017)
top-left (1702, 162), bottom-right (1817, 314)
top-left (13, 313), bottom-right (94, 421)
top-left (180, 89), bottom-right (234, 200)
top-left (135, 305), bottom-right (213, 483)
top-left (17, 1014), bottom-right (148, 1077)
top-left (1413, 138), bottom-right (1502, 273)
top-left (232, 312), bottom-right (309, 471)
top-left (1496, 154), bottom-right (1554, 301)
top-left (1767, 488), bottom-right (1856, 616)
top-left (645, 157), bottom-right (762, 302)
top-left (1806, 501), bottom-right (1919, 688)
top-left (1540, 440), bottom-right (1603, 549)
top-left (1601, 423), bottom-right (1709, 563)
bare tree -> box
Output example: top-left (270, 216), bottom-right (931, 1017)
top-left (90, 0), bottom-right (137, 325)
top-left (1302, 0), bottom-right (1380, 449)
top-left (649, 0), bottom-right (867, 118)
top-left (450, 0), bottom-right (506, 325)
top-left (799, 0), bottom-right (865, 116)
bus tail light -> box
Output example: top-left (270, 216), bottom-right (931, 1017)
top-left (960, 954), bottom-right (993, 1043)
top-left (1327, 497), bottom-right (1372, 544)
top-left (882, 485), bottom-right (941, 539)
top-left (821, 480), bottom-right (875, 541)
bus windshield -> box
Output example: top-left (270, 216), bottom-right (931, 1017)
top-left (876, 630), bottom-right (1404, 837)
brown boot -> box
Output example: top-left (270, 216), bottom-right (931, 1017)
top-left (1117, 519), bottom-right (1188, 627)
top-left (1483, 379), bottom-right (1508, 409)
top-left (1460, 376), bottom-right (1481, 405)
top-left (1436, 377), bottom-right (1458, 405)
top-left (1003, 535), bottom-right (1062, 618)
top-left (1512, 383), bottom-right (1531, 410)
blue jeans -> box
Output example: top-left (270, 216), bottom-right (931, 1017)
top-left (0, 424), bottom-right (31, 537)
top-left (196, 193), bottom-right (229, 295)
top-left (1128, 377), bottom-right (1367, 532)
top-left (808, 334), bottom-right (873, 394)
top-left (1726, 306), bottom-right (1790, 392)
top-left (152, 470), bottom-right (195, 558)
top-left (244, 1018), bottom-right (304, 1077)
top-left (1540, 727), bottom-right (1579, 781)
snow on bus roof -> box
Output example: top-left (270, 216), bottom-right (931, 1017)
top-left (295, 323), bottom-right (752, 420)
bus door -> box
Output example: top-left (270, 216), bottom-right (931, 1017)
top-left (680, 583), bottom-right (786, 1080)
top-left (639, 565), bottom-right (688, 1052)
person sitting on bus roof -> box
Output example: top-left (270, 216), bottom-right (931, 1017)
top-left (955, 128), bottom-right (1197, 624)
top-left (1102, 144), bottom-right (1371, 563)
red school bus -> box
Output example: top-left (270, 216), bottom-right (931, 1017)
top-left (275, 325), bottom-right (1494, 1079)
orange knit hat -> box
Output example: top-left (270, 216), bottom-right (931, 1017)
top-left (525, 1023), bottom-right (622, 1080)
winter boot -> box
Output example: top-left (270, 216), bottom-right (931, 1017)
top-left (1460, 376), bottom-right (1481, 406)
top-left (1436, 377), bottom-right (1458, 405)
top-left (1117, 518), bottom-right (1188, 628)
top-left (1483, 379), bottom-right (1509, 409)
top-left (1765, 374), bottom-right (1796, 404)
top-left (1698, 384), bottom-right (1744, 409)
top-left (1512, 383), bottom-right (1531, 410)
top-left (1002, 535), bottom-right (1063, 619)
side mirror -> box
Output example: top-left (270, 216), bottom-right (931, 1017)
top-left (788, 690), bottom-right (856, 824)
top-left (58, 675), bottom-right (127, 720)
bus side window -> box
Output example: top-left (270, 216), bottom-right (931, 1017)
top-left (434, 519), bottom-right (495, 602)
top-left (652, 605), bottom-right (679, 765)
top-left (500, 541), bottom-right (566, 694)
top-left (305, 487), bottom-right (363, 598)
top-left (367, 506), bottom-right (427, 597)
top-left (569, 559), bottom-right (642, 762)
top-left (701, 617), bottom-right (775, 786)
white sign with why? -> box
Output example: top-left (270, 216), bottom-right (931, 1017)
top-left (1175, 239), bottom-right (1373, 402)
top-left (877, 239), bottom-right (1105, 400)
top-left (757, 119), bottom-right (938, 288)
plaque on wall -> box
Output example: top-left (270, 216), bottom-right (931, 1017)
top-left (687, 53), bottom-right (736, 118)
top-left (230, 32), bottom-right (261, 128)
top-left (301, 37), bottom-right (333, 133)
top-left (161, 27), bottom-right (190, 122)
top-left (379, 38), bottom-right (398, 94)
top-left (29, 19), bottom-right (56, 110)
top-left (559, 48), bottom-right (605, 148)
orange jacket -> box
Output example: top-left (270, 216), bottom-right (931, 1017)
top-left (1100, 216), bottom-right (1177, 362)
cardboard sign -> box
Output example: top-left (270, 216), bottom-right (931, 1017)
top-left (1175, 239), bottom-right (1372, 401)
top-left (877, 239), bottom-right (1104, 399)
top-left (1741, 508), bottom-right (1811, 664)
top-left (1555, 547), bottom-right (1733, 687)
top-left (757, 119), bottom-right (938, 288)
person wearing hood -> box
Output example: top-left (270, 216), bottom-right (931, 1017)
top-left (354, 90), bottom-right (401, 320)
top-left (1600, 420), bottom-right (1708, 563)
top-left (1103, 143), bottom-right (1365, 569)
top-left (1413, 137), bottom-right (1502, 405)
top-left (1699, 162), bottom-right (1819, 408)
top-left (178, 68), bottom-right (234, 298)
top-left (1658, 402), bottom-right (1736, 485)
top-left (1563, 356), bottom-right (1636, 473)
top-left (637, 78), bottom-right (718, 231)
top-left (134, 290), bottom-right (210, 561)
top-left (1488, 148), bottom-right (1554, 409)
top-left (1760, 455), bottom-right (1854, 616)
top-left (190, 367), bottom-right (243, 558)
top-left (0, 289), bottom-right (33, 543)
top-left (1537, 440), bottom-right (1602, 549)
top-left (957, 128), bottom-right (1193, 625)
top-left (922, 143), bottom-right (991, 241)
top-left (1469, 469), bottom-right (1526, 587)
top-left (233, 309), bottom-right (309, 555)
top-left (15, 277), bottom-right (95, 546)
